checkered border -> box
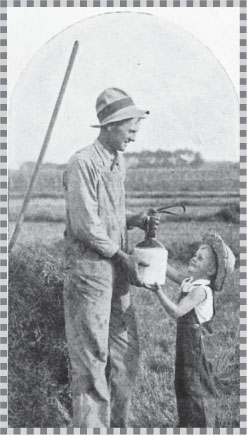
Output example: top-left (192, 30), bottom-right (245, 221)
top-left (0, 2), bottom-right (7, 434)
top-left (1, 1), bottom-right (246, 433)
top-left (239, 6), bottom-right (247, 435)
top-left (0, 1), bottom-right (245, 6)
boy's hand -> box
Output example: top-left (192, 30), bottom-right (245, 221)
top-left (143, 282), bottom-right (161, 293)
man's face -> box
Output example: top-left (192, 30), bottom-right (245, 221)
top-left (187, 244), bottom-right (217, 281)
top-left (109, 118), bottom-right (141, 152)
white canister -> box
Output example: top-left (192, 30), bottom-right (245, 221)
top-left (133, 246), bottom-right (168, 285)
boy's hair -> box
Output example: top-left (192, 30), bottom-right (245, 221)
top-left (205, 245), bottom-right (218, 291)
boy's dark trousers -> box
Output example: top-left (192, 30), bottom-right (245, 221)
top-left (175, 293), bottom-right (216, 428)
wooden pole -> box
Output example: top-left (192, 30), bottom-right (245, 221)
top-left (9, 41), bottom-right (79, 252)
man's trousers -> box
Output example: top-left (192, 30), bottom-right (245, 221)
top-left (63, 250), bottom-right (139, 428)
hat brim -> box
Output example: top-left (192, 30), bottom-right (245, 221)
top-left (202, 233), bottom-right (235, 292)
top-left (91, 106), bottom-right (149, 127)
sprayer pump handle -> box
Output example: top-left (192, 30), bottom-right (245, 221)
top-left (156, 204), bottom-right (186, 216)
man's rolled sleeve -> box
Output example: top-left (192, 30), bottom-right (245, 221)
top-left (67, 159), bottom-right (119, 258)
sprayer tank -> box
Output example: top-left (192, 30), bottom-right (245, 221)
top-left (133, 238), bottom-right (168, 285)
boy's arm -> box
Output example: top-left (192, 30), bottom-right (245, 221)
top-left (143, 264), bottom-right (187, 291)
top-left (155, 286), bottom-right (206, 319)
top-left (166, 264), bottom-right (187, 285)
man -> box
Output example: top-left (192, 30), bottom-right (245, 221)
top-left (63, 88), bottom-right (159, 427)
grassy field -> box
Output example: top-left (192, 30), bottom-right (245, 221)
top-left (125, 166), bottom-right (239, 192)
top-left (9, 196), bottom-right (239, 225)
top-left (8, 162), bottom-right (239, 427)
top-left (8, 215), bottom-right (239, 428)
top-left (9, 163), bottom-right (239, 196)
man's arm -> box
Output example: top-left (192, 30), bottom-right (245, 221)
top-left (126, 212), bottom-right (144, 230)
top-left (126, 209), bottom-right (160, 231)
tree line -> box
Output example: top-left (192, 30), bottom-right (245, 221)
top-left (18, 149), bottom-right (204, 173)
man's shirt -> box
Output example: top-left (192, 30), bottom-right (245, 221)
top-left (63, 139), bottom-right (128, 267)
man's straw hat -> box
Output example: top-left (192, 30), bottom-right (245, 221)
top-left (91, 88), bottom-right (149, 127)
top-left (202, 232), bottom-right (235, 292)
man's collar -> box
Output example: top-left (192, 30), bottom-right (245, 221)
top-left (95, 139), bottom-right (117, 163)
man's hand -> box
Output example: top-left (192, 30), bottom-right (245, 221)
top-left (112, 250), bottom-right (149, 287)
top-left (127, 208), bottom-right (161, 231)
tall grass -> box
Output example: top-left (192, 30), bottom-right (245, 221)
top-left (9, 246), bottom-right (71, 427)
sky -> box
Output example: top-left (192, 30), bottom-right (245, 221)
top-left (8, 8), bottom-right (239, 168)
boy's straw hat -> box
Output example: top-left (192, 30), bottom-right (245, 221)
top-left (202, 232), bottom-right (235, 292)
top-left (91, 88), bottom-right (149, 127)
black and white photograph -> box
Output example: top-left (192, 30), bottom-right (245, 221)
top-left (8, 7), bottom-right (240, 428)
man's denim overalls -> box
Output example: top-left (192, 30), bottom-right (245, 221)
top-left (63, 140), bottom-right (139, 427)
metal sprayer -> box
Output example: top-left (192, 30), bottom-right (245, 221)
top-left (134, 204), bottom-right (186, 285)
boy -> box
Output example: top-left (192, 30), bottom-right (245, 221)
top-left (146, 232), bottom-right (235, 427)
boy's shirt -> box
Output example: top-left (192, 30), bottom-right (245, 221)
top-left (181, 278), bottom-right (214, 324)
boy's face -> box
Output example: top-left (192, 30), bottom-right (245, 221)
top-left (188, 244), bottom-right (216, 281)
